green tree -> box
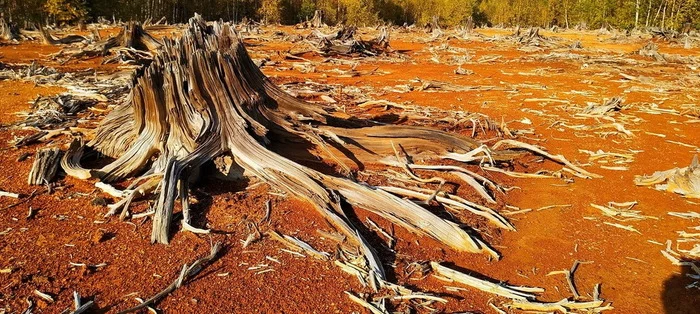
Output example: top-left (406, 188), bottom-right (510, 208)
top-left (339, 0), bottom-right (379, 25)
top-left (297, 0), bottom-right (316, 22)
top-left (258, 0), bottom-right (282, 23)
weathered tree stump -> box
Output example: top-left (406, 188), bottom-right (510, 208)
top-left (0, 18), bottom-right (19, 41)
top-left (59, 15), bottom-right (594, 283)
top-left (311, 10), bottom-right (323, 28)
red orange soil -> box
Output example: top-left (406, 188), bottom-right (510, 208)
top-left (0, 26), bottom-right (698, 313)
top-left (0, 81), bottom-right (64, 125)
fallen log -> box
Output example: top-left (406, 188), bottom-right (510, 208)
top-left (38, 25), bottom-right (87, 45)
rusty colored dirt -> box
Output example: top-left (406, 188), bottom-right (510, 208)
top-left (0, 26), bottom-right (698, 313)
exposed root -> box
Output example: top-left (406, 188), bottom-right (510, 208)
top-left (492, 139), bottom-right (601, 179)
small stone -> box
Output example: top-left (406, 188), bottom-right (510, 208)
top-left (91, 196), bottom-right (107, 207)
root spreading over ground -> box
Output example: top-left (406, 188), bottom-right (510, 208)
top-left (59, 16), bottom-right (595, 291)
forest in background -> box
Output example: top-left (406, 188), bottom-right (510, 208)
top-left (1, 0), bottom-right (698, 31)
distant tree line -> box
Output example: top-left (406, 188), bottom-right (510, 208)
top-left (1, 0), bottom-right (698, 30)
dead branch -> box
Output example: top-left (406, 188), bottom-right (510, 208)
top-left (116, 242), bottom-right (222, 314)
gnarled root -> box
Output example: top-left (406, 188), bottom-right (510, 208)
top-left (60, 15), bottom-right (595, 281)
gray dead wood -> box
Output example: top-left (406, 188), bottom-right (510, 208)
top-left (38, 25), bottom-right (87, 45)
top-left (51, 22), bottom-right (161, 64)
top-left (14, 132), bottom-right (48, 148)
top-left (306, 25), bottom-right (391, 56)
top-left (0, 18), bottom-right (20, 41)
top-left (70, 291), bottom-right (94, 314)
top-left (28, 148), bottom-right (61, 185)
top-left (311, 10), bottom-right (324, 28)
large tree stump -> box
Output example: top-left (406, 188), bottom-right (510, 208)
top-left (0, 18), bottom-right (19, 41)
top-left (60, 15), bottom-right (595, 283)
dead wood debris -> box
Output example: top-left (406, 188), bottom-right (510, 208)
top-left (578, 97), bottom-right (625, 116)
top-left (512, 27), bottom-right (559, 48)
top-left (33, 290), bottom-right (54, 303)
top-left (635, 155), bottom-right (700, 198)
top-left (19, 94), bottom-right (98, 129)
top-left (13, 132), bottom-right (48, 148)
top-left (660, 237), bottom-right (700, 290)
top-left (70, 291), bottom-right (94, 314)
top-left (637, 42), bottom-right (665, 62)
top-left (604, 221), bottom-right (642, 234)
top-left (431, 261), bottom-right (542, 300)
top-left (430, 261), bottom-right (612, 312)
top-left (345, 291), bottom-right (388, 314)
top-left (591, 201), bottom-right (656, 221)
top-left (546, 260), bottom-right (593, 300)
top-left (267, 230), bottom-right (330, 260)
top-left (28, 147), bottom-right (62, 185)
top-left (50, 21), bottom-right (161, 65)
top-left (38, 25), bottom-right (87, 45)
top-left (300, 25), bottom-right (392, 57)
top-left (0, 190), bottom-right (19, 198)
top-left (580, 149), bottom-right (637, 170)
top-left (0, 61), bottom-right (62, 83)
top-left (338, 260), bottom-right (447, 313)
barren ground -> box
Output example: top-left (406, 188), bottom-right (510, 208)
top-left (0, 26), bottom-right (698, 313)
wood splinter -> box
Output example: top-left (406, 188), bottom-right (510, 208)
top-left (28, 147), bottom-right (61, 185)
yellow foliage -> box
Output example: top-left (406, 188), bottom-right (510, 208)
top-left (258, 0), bottom-right (282, 23)
top-left (44, 0), bottom-right (87, 23)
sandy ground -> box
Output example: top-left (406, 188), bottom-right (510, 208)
top-left (0, 25), bottom-right (698, 313)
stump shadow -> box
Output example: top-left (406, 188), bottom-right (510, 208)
top-left (662, 258), bottom-right (700, 314)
